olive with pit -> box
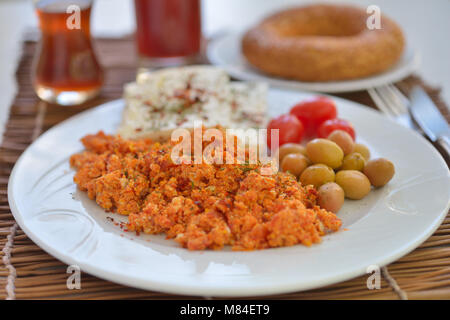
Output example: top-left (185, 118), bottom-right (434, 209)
top-left (318, 182), bottom-right (345, 213)
top-left (299, 164), bottom-right (335, 188)
top-left (280, 153), bottom-right (309, 177)
top-left (327, 130), bottom-right (354, 155)
top-left (276, 143), bottom-right (307, 163)
top-left (353, 143), bottom-right (371, 161)
top-left (335, 170), bottom-right (371, 200)
top-left (340, 152), bottom-right (366, 171)
top-left (306, 139), bottom-right (344, 169)
top-left (363, 158), bottom-right (395, 187)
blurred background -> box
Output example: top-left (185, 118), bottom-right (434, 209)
top-left (0, 0), bottom-right (449, 139)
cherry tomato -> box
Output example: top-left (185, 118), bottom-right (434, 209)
top-left (317, 118), bottom-right (356, 140)
top-left (290, 97), bottom-right (337, 137)
top-left (267, 114), bottom-right (304, 149)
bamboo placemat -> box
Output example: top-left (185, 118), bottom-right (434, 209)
top-left (1, 38), bottom-right (449, 300)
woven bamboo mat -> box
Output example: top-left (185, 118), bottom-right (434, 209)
top-left (1, 38), bottom-right (449, 300)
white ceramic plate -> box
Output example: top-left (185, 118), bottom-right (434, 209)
top-left (207, 33), bottom-right (420, 93)
top-left (8, 89), bottom-right (449, 297)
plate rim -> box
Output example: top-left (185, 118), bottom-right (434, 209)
top-left (207, 32), bottom-right (421, 93)
top-left (7, 93), bottom-right (450, 297)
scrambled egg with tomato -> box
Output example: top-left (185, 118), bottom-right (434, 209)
top-left (70, 131), bottom-right (341, 250)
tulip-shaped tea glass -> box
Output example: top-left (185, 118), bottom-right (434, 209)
top-left (33, 0), bottom-right (103, 105)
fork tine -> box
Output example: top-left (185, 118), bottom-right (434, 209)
top-left (387, 84), bottom-right (409, 111)
top-left (368, 87), bottom-right (396, 118)
top-left (388, 84), bottom-right (409, 103)
top-left (369, 85), bottom-right (419, 130)
top-left (384, 85), bottom-right (409, 114)
top-left (376, 86), bottom-right (403, 116)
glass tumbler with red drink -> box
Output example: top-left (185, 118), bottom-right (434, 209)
top-left (33, 0), bottom-right (103, 106)
top-left (134, 0), bottom-right (202, 68)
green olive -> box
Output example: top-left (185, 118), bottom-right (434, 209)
top-left (327, 130), bottom-right (354, 155)
top-left (299, 164), bottom-right (335, 188)
top-left (276, 143), bottom-right (307, 163)
top-left (318, 182), bottom-right (345, 213)
top-left (281, 153), bottom-right (309, 177)
top-left (306, 139), bottom-right (344, 169)
top-left (340, 152), bottom-right (366, 171)
top-left (335, 170), bottom-right (371, 200)
top-left (363, 158), bottom-right (395, 187)
top-left (353, 143), bottom-right (371, 161)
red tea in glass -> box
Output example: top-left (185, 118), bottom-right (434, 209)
top-left (134, 0), bottom-right (202, 67)
top-left (33, 0), bottom-right (103, 105)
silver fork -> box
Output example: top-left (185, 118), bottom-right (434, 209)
top-left (368, 84), bottom-right (419, 130)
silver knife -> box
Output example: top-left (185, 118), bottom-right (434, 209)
top-left (410, 86), bottom-right (450, 157)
